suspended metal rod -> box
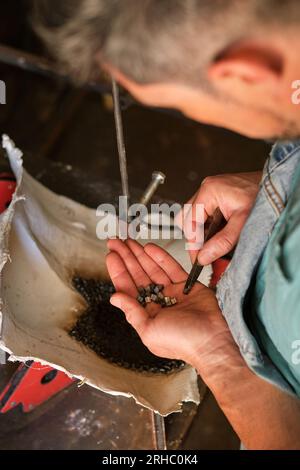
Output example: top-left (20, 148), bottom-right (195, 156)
top-left (112, 78), bottom-right (130, 201)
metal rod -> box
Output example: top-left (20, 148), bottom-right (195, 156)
top-left (139, 171), bottom-right (166, 206)
top-left (151, 412), bottom-right (167, 450)
top-left (0, 43), bottom-right (110, 94)
top-left (0, 351), bottom-right (6, 365)
top-left (112, 78), bottom-right (130, 200)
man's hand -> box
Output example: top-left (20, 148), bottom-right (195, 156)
top-left (106, 238), bottom-right (235, 369)
top-left (106, 238), bottom-right (300, 449)
top-left (177, 171), bottom-right (262, 264)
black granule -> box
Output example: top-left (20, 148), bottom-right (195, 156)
top-left (69, 277), bottom-right (185, 374)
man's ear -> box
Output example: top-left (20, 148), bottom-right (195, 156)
top-left (208, 41), bottom-right (284, 87)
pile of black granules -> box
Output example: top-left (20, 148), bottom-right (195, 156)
top-left (69, 277), bottom-right (185, 374)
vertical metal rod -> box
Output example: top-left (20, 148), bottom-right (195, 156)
top-left (0, 351), bottom-right (6, 365)
top-left (112, 78), bottom-right (130, 201)
top-left (112, 80), bottom-right (166, 450)
top-left (151, 412), bottom-right (167, 450)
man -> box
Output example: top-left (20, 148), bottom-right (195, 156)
top-left (34, 1), bottom-right (300, 449)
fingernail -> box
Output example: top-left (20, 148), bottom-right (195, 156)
top-left (110, 296), bottom-right (121, 309)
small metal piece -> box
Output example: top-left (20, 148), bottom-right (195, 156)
top-left (138, 286), bottom-right (145, 296)
top-left (154, 284), bottom-right (163, 294)
top-left (139, 171), bottom-right (166, 207)
top-left (145, 285), bottom-right (151, 295)
top-left (136, 283), bottom-right (177, 308)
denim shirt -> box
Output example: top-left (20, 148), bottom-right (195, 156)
top-left (216, 140), bottom-right (300, 395)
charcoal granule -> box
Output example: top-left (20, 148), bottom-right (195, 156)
top-left (69, 277), bottom-right (185, 374)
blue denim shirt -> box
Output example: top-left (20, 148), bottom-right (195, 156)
top-left (216, 140), bottom-right (300, 396)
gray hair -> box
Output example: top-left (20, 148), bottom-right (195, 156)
top-left (32, 0), bottom-right (300, 86)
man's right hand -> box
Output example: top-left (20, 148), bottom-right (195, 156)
top-left (177, 171), bottom-right (262, 265)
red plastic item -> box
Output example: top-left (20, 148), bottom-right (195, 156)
top-left (0, 172), bottom-right (16, 212)
top-left (0, 361), bottom-right (73, 413)
top-left (210, 258), bottom-right (231, 289)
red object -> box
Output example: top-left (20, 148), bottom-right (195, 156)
top-left (0, 172), bottom-right (74, 414)
top-left (0, 361), bottom-right (73, 413)
top-left (0, 172), bottom-right (16, 213)
top-left (210, 258), bottom-right (231, 289)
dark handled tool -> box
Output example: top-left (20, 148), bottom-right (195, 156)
top-left (183, 207), bottom-right (225, 295)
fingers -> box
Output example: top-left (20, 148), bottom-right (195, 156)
top-left (107, 239), bottom-right (151, 287)
top-left (174, 194), bottom-right (196, 230)
top-left (189, 179), bottom-right (218, 224)
top-left (197, 211), bottom-right (247, 265)
top-left (144, 243), bottom-right (187, 283)
top-left (176, 196), bottom-right (205, 264)
top-left (176, 185), bottom-right (219, 264)
top-left (126, 239), bottom-right (170, 285)
top-left (106, 251), bottom-right (137, 296)
top-left (108, 238), bottom-right (187, 287)
top-left (110, 292), bottom-right (149, 336)
top-left (176, 182), bottom-right (217, 230)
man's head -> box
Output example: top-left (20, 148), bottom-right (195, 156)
top-left (33, 0), bottom-right (300, 139)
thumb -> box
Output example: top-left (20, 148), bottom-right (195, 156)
top-left (110, 292), bottom-right (149, 336)
top-left (197, 212), bottom-right (247, 265)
